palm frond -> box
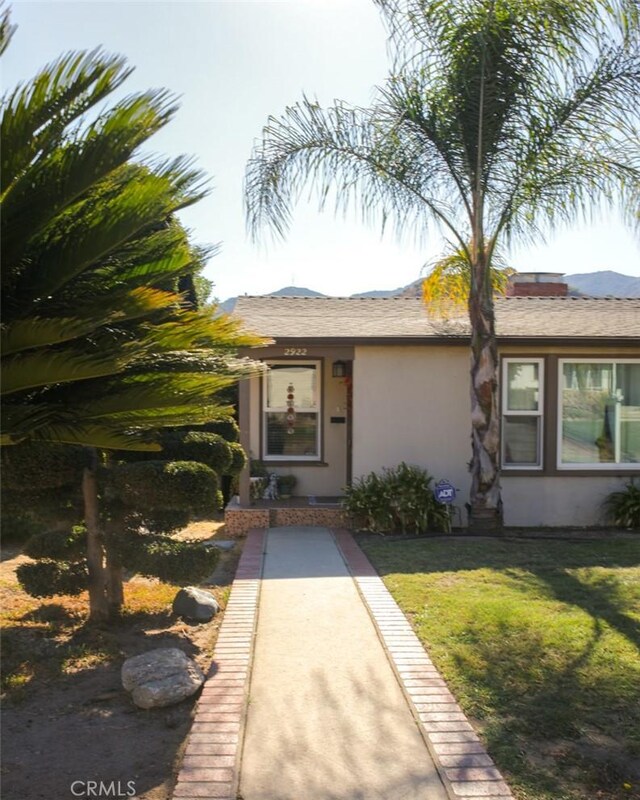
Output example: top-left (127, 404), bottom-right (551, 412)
top-left (2, 90), bottom-right (177, 273)
top-left (1, 287), bottom-right (181, 355)
top-left (1, 49), bottom-right (132, 196)
top-left (245, 95), bottom-right (467, 248)
top-left (25, 423), bottom-right (163, 451)
top-left (142, 309), bottom-right (266, 352)
top-left (0, 5), bottom-right (16, 56)
top-left (422, 247), bottom-right (514, 317)
top-left (1, 348), bottom-right (131, 395)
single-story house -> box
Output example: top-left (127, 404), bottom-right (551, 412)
top-left (228, 277), bottom-right (640, 531)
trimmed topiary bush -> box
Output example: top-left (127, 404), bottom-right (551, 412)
top-left (23, 526), bottom-right (87, 561)
top-left (202, 418), bottom-right (240, 443)
top-left (1, 443), bottom-right (87, 490)
top-left (5, 430), bottom-right (239, 612)
top-left (161, 431), bottom-right (233, 474)
top-left (109, 460), bottom-right (222, 514)
top-left (16, 560), bottom-right (89, 598)
top-left (134, 508), bottom-right (192, 535)
top-left (112, 530), bottom-right (219, 584)
top-left (226, 442), bottom-right (247, 475)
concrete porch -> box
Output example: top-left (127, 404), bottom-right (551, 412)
top-left (224, 496), bottom-right (347, 536)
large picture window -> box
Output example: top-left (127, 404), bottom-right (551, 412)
top-left (263, 361), bottom-right (321, 460)
top-left (501, 359), bottom-right (544, 469)
top-left (559, 359), bottom-right (640, 469)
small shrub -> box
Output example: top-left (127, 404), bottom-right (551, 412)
top-left (250, 476), bottom-right (267, 502)
top-left (277, 474), bottom-right (297, 497)
top-left (17, 560), bottom-right (88, 598)
top-left (23, 526), bottom-right (87, 561)
top-left (604, 482), bottom-right (640, 529)
top-left (344, 471), bottom-right (394, 533)
top-left (344, 463), bottom-right (449, 534)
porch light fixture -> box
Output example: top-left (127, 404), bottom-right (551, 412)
top-left (332, 360), bottom-right (347, 378)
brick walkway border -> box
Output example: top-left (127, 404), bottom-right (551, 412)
top-left (333, 529), bottom-right (515, 800)
top-left (172, 528), bottom-right (265, 800)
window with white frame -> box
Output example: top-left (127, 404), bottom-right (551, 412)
top-left (559, 359), bottom-right (640, 468)
top-left (501, 359), bottom-right (544, 468)
top-left (263, 361), bottom-right (321, 460)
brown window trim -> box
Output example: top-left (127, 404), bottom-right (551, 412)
top-left (500, 353), bottom-right (640, 478)
top-left (260, 461), bottom-right (330, 468)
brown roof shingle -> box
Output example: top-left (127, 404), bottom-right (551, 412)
top-left (232, 295), bottom-right (640, 343)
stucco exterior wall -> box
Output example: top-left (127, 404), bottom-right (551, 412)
top-left (352, 344), bottom-right (639, 527)
top-left (500, 475), bottom-right (632, 527)
top-left (352, 345), bottom-right (471, 505)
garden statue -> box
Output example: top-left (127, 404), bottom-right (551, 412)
top-left (263, 473), bottom-right (279, 500)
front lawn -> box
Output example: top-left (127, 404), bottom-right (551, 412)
top-left (360, 535), bottom-right (640, 800)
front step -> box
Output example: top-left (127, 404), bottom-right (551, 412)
top-left (224, 498), bottom-right (347, 536)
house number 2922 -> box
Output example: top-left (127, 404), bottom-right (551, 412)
top-left (284, 348), bottom-right (307, 356)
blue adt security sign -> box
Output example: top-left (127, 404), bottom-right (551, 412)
top-left (434, 479), bottom-right (456, 504)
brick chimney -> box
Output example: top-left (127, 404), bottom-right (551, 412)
top-left (507, 272), bottom-right (568, 297)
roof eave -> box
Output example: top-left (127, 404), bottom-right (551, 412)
top-left (254, 335), bottom-right (640, 347)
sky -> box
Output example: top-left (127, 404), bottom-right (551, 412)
top-left (4, 0), bottom-right (640, 301)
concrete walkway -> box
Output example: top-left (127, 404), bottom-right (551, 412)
top-left (239, 527), bottom-right (447, 800)
top-left (172, 527), bottom-right (513, 800)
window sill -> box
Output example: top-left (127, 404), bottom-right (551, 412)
top-left (261, 460), bottom-right (329, 467)
top-left (503, 467), bottom-right (640, 478)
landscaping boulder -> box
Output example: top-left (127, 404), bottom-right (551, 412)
top-left (121, 648), bottom-right (205, 709)
top-left (172, 586), bottom-right (220, 622)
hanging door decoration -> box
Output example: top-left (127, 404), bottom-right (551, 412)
top-left (286, 383), bottom-right (296, 435)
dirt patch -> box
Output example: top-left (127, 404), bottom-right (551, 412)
top-left (1, 520), bottom-right (243, 800)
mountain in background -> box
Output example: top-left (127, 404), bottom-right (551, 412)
top-left (565, 270), bottom-right (640, 297)
top-left (218, 270), bottom-right (640, 312)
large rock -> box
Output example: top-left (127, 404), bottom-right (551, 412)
top-left (172, 586), bottom-right (220, 622)
top-left (121, 648), bottom-right (205, 709)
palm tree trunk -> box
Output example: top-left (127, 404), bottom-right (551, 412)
top-left (104, 515), bottom-right (125, 617)
top-left (82, 448), bottom-right (109, 622)
top-left (106, 551), bottom-right (124, 617)
top-left (468, 252), bottom-right (503, 533)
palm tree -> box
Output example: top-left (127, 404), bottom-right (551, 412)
top-left (1, 40), bottom-right (261, 619)
top-left (1, 48), bottom-right (260, 448)
top-left (244, 0), bottom-right (639, 531)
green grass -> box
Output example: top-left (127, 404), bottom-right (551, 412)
top-left (361, 535), bottom-right (640, 800)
